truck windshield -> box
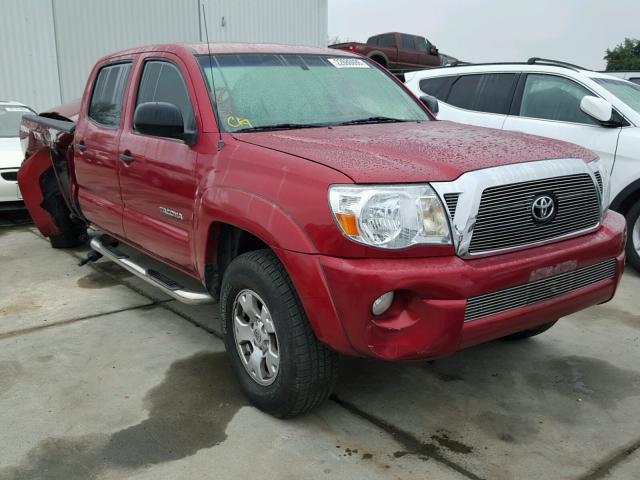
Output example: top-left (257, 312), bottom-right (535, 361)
top-left (592, 78), bottom-right (640, 116)
top-left (197, 54), bottom-right (429, 132)
top-left (0, 105), bottom-right (32, 138)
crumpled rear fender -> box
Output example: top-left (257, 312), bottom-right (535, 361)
top-left (17, 149), bottom-right (59, 237)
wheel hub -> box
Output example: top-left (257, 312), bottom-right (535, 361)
top-left (232, 289), bottom-right (280, 386)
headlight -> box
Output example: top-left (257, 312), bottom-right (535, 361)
top-left (328, 184), bottom-right (452, 249)
top-left (587, 157), bottom-right (611, 213)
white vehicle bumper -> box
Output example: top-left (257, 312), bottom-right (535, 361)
top-left (0, 169), bottom-right (23, 204)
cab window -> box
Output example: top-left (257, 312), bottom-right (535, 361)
top-left (378, 34), bottom-right (396, 48)
top-left (135, 60), bottom-right (196, 136)
top-left (519, 74), bottom-right (598, 125)
top-left (88, 63), bottom-right (132, 127)
top-left (446, 73), bottom-right (517, 114)
top-left (415, 37), bottom-right (429, 52)
top-left (400, 34), bottom-right (414, 50)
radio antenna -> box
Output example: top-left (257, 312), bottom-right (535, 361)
top-left (202, 3), bottom-right (224, 150)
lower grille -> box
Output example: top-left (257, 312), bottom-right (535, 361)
top-left (468, 174), bottom-right (601, 254)
top-left (464, 259), bottom-right (616, 322)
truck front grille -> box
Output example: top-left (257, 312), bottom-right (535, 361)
top-left (464, 259), bottom-right (616, 322)
top-left (468, 174), bottom-right (600, 254)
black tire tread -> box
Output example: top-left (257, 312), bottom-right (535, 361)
top-left (625, 201), bottom-right (640, 273)
top-left (221, 249), bottom-right (338, 417)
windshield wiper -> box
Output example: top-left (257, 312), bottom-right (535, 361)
top-left (233, 123), bottom-right (326, 133)
top-left (333, 116), bottom-right (412, 126)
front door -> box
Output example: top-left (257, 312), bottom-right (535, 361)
top-left (74, 61), bottom-right (133, 237)
top-left (118, 54), bottom-right (200, 271)
top-left (503, 73), bottom-right (621, 175)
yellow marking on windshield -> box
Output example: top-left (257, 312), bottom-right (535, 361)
top-left (226, 116), bottom-right (253, 128)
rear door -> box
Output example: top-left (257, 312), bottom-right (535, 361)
top-left (426, 73), bottom-right (518, 129)
top-left (118, 53), bottom-right (200, 271)
top-left (74, 61), bottom-right (133, 236)
top-left (397, 34), bottom-right (418, 68)
top-left (503, 73), bottom-right (621, 175)
top-left (374, 34), bottom-right (398, 68)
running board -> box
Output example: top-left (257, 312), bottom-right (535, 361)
top-left (89, 236), bottom-right (215, 305)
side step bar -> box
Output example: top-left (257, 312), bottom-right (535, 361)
top-left (89, 236), bottom-right (215, 305)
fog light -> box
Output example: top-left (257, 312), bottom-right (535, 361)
top-left (372, 291), bottom-right (394, 316)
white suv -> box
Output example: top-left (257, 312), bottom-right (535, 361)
top-left (405, 58), bottom-right (640, 271)
top-left (1, 101), bottom-right (35, 208)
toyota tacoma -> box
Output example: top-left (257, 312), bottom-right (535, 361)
top-left (18, 43), bottom-right (626, 417)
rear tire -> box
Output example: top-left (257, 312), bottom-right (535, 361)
top-left (501, 320), bottom-right (557, 341)
top-left (220, 249), bottom-right (338, 418)
top-left (43, 194), bottom-right (87, 248)
top-left (625, 200), bottom-right (640, 273)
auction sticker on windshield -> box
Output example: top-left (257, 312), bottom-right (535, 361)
top-left (327, 58), bottom-right (370, 68)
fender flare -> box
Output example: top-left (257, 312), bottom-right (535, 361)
top-left (367, 51), bottom-right (389, 66)
top-left (194, 186), bottom-right (317, 277)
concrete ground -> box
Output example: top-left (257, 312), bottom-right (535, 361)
top-left (1, 220), bottom-right (639, 480)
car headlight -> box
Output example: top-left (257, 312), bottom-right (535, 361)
top-left (328, 184), bottom-right (452, 249)
top-left (587, 157), bottom-right (611, 213)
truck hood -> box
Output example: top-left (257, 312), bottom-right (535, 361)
top-left (235, 121), bottom-right (595, 183)
top-left (0, 137), bottom-right (23, 170)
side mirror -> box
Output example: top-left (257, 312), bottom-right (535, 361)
top-left (134, 102), bottom-right (194, 144)
top-left (580, 96), bottom-right (613, 123)
top-left (420, 95), bottom-right (439, 115)
top-left (429, 46), bottom-right (439, 55)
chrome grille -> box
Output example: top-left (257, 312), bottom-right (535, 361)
top-left (465, 259), bottom-right (616, 321)
top-left (443, 193), bottom-right (460, 218)
top-left (468, 174), bottom-right (600, 254)
top-left (594, 171), bottom-right (603, 195)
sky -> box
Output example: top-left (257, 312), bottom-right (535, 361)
top-left (328, 0), bottom-right (639, 70)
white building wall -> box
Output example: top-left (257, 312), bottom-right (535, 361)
top-left (0, 0), bottom-right (62, 110)
top-left (52, 0), bottom-right (201, 105)
top-left (201, 0), bottom-right (327, 48)
top-left (0, 0), bottom-right (328, 112)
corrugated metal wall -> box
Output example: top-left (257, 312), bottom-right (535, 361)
top-left (0, 1), bottom-right (62, 110)
top-left (0, 0), bottom-right (327, 112)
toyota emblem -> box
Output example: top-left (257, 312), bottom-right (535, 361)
top-left (531, 194), bottom-right (556, 224)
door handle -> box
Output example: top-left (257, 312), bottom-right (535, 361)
top-left (119, 153), bottom-right (135, 164)
top-left (76, 142), bottom-right (87, 152)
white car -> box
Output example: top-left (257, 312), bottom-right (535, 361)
top-left (405, 58), bottom-right (640, 271)
top-left (604, 71), bottom-right (640, 85)
top-left (1, 101), bottom-right (35, 208)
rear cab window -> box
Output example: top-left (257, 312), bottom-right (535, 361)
top-left (378, 34), bottom-right (396, 48)
top-left (88, 63), bottom-right (132, 127)
top-left (446, 73), bottom-right (517, 114)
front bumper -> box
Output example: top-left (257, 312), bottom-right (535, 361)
top-left (280, 211), bottom-right (626, 360)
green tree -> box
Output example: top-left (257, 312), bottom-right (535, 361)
top-left (605, 38), bottom-right (640, 71)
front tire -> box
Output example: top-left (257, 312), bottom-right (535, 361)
top-left (220, 249), bottom-right (338, 418)
top-left (626, 200), bottom-right (640, 273)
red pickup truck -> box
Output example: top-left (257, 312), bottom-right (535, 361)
top-left (330, 32), bottom-right (441, 71)
top-left (18, 43), bottom-right (626, 418)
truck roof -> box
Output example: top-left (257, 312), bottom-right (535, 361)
top-left (102, 42), bottom-right (358, 62)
